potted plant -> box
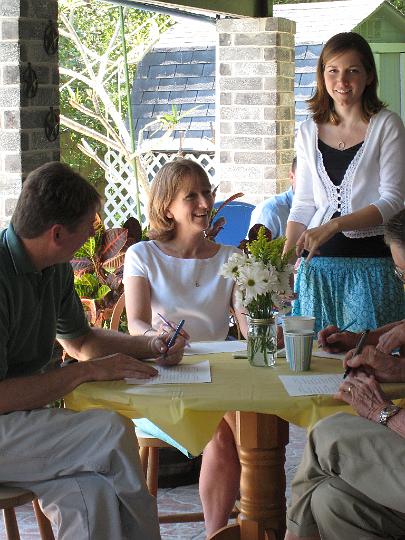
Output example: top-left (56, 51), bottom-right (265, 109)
top-left (71, 214), bottom-right (142, 327)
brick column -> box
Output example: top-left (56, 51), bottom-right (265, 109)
top-left (0, 0), bottom-right (59, 228)
top-left (216, 17), bottom-right (295, 205)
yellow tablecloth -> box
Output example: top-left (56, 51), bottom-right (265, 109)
top-left (65, 353), bottom-right (405, 456)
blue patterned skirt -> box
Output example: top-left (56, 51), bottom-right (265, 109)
top-left (292, 257), bottom-right (405, 334)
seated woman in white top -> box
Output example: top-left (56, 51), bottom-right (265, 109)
top-left (123, 158), bottom-right (247, 537)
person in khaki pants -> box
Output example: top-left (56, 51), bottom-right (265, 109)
top-left (285, 209), bottom-right (405, 540)
top-left (0, 162), bottom-right (185, 540)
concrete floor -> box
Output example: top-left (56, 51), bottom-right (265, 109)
top-left (0, 424), bottom-right (306, 540)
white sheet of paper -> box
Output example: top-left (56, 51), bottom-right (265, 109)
top-left (125, 360), bottom-right (211, 385)
top-left (278, 374), bottom-right (342, 396)
top-left (313, 350), bottom-right (346, 360)
top-left (185, 340), bottom-right (247, 356)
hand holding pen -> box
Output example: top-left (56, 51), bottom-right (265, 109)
top-left (157, 313), bottom-right (190, 346)
top-left (343, 329), bottom-right (370, 379)
top-left (339, 319), bottom-right (357, 333)
top-left (167, 319), bottom-right (185, 349)
top-left (153, 319), bottom-right (186, 367)
top-left (318, 319), bottom-right (357, 352)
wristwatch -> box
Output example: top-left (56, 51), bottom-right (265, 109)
top-left (379, 404), bottom-right (401, 426)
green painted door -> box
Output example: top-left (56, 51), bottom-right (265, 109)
top-left (372, 44), bottom-right (405, 122)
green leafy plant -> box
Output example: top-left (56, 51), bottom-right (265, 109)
top-left (221, 225), bottom-right (294, 319)
top-left (247, 226), bottom-right (293, 271)
top-left (71, 214), bottom-right (142, 326)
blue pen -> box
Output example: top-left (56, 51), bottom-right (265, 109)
top-left (339, 319), bottom-right (357, 332)
top-left (157, 313), bottom-right (190, 347)
top-left (166, 319), bottom-right (186, 350)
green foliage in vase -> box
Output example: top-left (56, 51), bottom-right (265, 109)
top-left (221, 225), bottom-right (295, 318)
top-left (248, 229), bottom-right (283, 269)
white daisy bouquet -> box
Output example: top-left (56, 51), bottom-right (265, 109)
top-left (220, 226), bottom-right (294, 319)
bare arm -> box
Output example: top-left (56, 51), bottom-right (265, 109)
top-left (318, 320), bottom-right (404, 353)
top-left (336, 370), bottom-right (405, 439)
top-left (376, 321), bottom-right (405, 354)
top-left (343, 345), bottom-right (405, 383)
top-left (59, 325), bottom-right (185, 368)
top-left (1, 316), bottom-right (186, 414)
top-left (124, 275), bottom-right (155, 336)
top-left (297, 205), bottom-right (383, 261)
top-left (0, 353), bottom-right (159, 414)
top-left (284, 221), bottom-right (307, 262)
top-left (231, 285), bottom-right (248, 339)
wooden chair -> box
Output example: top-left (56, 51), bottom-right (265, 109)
top-left (110, 293), bottom-right (206, 523)
top-left (0, 485), bottom-right (55, 540)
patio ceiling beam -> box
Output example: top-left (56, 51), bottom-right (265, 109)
top-left (107, 0), bottom-right (273, 18)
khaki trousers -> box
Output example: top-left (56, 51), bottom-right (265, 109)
top-left (287, 413), bottom-right (405, 539)
top-left (0, 408), bottom-right (160, 540)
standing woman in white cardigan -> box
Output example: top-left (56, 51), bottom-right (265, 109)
top-left (284, 32), bottom-right (405, 334)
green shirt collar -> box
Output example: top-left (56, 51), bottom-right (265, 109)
top-left (2, 224), bottom-right (41, 275)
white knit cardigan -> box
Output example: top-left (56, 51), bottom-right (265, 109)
top-left (288, 109), bottom-right (405, 238)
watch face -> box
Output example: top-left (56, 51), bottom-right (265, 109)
top-left (380, 405), bottom-right (401, 425)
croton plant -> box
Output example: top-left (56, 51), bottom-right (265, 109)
top-left (71, 214), bottom-right (142, 327)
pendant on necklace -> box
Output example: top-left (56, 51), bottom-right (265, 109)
top-left (195, 281), bottom-right (200, 287)
top-left (338, 140), bottom-right (346, 151)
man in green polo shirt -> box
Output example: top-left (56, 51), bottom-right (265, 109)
top-left (0, 162), bottom-right (185, 539)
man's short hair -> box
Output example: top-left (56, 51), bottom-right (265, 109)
top-left (11, 162), bottom-right (101, 238)
top-left (384, 209), bottom-right (405, 247)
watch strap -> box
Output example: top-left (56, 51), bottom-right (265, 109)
top-left (379, 405), bottom-right (401, 426)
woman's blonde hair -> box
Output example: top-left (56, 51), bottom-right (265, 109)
top-left (148, 158), bottom-right (211, 242)
top-left (307, 32), bottom-right (385, 124)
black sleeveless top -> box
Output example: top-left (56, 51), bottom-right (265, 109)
top-left (316, 139), bottom-right (390, 258)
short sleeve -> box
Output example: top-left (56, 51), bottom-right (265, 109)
top-left (56, 265), bottom-right (90, 340)
top-left (123, 243), bottom-right (148, 281)
top-left (249, 201), bottom-right (282, 239)
top-left (0, 285), bottom-right (9, 380)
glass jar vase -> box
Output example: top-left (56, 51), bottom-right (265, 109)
top-left (247, 317), bottom-right (277, 367)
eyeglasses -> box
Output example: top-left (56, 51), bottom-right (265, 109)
top-left (394, 266), bottom-right (405, 283)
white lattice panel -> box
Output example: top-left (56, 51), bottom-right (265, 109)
top-left (104, 151), bottom-right (146, 229)
top-left (104, 150), bottom-right (215, 228)
top-left (140, 151), bottom-right (215, 183)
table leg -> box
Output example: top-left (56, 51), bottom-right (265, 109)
top-left (208, 412), bottom-right (289, 540)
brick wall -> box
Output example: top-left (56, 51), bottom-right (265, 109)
top-left (216, 17), bottom-right (295, 205)
top-left (0, 0), bottom-right (59, 228)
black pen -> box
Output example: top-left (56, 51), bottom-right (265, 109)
top-left (343, 329), bottom-right (370, 379)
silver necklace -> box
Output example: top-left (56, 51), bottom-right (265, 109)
top-left (338, 140), bottom-right (346, 151)
top-left (194, 261), bottom-right (203, 287)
